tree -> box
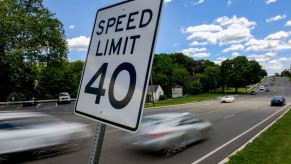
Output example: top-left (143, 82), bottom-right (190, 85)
top-left (68, 60), bottom-right (84, 97)
top-left (172, 68), bottom-right (192, 94)
top-left (191, 81), bottom-right (202, 94)
top-left (37, 65), bottom-right (74, 99)
top-left (0, 0), bottom-right (67, 100)
top-left (221, 56), bottom-right (266, 93)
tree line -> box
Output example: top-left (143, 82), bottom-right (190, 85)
top-left (152, 53), bottom-right (267, 97)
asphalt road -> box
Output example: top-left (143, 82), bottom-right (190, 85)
top-left (1, 77), bottom-right (290, 164)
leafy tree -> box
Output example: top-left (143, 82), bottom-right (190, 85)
top-left (203, 66), bottom-right (221, 92)
top-left (172, 68), bottom-right (192, 93)
top-left (0, 0), bottom-right (67, 100)
top-left (68, 60), bottom-right (84, 97)
top-left (191, 81), bottom-right (203, 94)
top-left (37, 65), bottom-right (74, 99)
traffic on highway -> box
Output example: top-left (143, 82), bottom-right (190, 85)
top-left (1, 0), bottom-right (291, 164)
top-left (0, 77), bottom-right (290, 163)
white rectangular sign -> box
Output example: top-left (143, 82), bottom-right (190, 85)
top-left (75, 0), bottom-right (163, 132)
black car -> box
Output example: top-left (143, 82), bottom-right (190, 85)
top-left (249, 91), bottom-right (257, 95)
top-left (271, 96), bottom-right (286, 106)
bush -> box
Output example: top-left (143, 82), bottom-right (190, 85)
top-left (191, 81), bottom-right (202, 94)
top-left (8, 92), bottom-right (26, 101)
top-left (159, 95), bottom-right (167, 101)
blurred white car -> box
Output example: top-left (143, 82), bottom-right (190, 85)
top-left (58, 92), bottom-right (71, 103)
top-left (220, 96), bottom-right (235, 103)
top-left (259, 86), bottom-right (265, 90)
top-left (123, 113), bottom-right (212, 156)
top-left (0, 112), bottom-right (89, 155)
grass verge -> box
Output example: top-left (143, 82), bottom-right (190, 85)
top-left (144, 93), bottom-right (226, 108)
top-left (228, 108), bottom-right (291, 164)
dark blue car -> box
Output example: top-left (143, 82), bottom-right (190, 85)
top-left (271, 96), bottom-right (286, 106)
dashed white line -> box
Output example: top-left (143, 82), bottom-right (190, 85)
top-left (17, 105), bottom-right (23, 110)
top-left (55, 102), bottom-right (58, 108)
top-left (224, 114), bottom-right (235, 119)
top-left (36, 103), bottom-right (42, 109)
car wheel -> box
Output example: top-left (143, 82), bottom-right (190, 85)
top-left (162, 144), bottom-right (184, 157)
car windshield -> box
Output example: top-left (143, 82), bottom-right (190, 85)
top-left (60, 93), bottom-right (69, 96)
top-left (272, 96), bottom-right (282, 100)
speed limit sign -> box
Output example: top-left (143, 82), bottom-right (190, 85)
top-left (75, 0), bottom-right (163, 132)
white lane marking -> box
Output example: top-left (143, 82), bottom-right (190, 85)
top-left (192, 108), bottom-right (230, 116)
top-left (36, 103), bottom-right (41, 109)
top-left (0, 105), bottom-right (7, 109)
top-left (192, 104), bottom-right (290, 164)
top-left (17, 105), bottom-right (23, 110)
top-left (219, 104), bottom-right (291, 164)
top-left (55, 102), bottom-right (58, 108)
top-left (224, 114), bottom-right (235, 119)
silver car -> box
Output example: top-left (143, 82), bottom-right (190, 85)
top-left (124, 112), bottom-right (212, 156)
top-left (0, 112), bottom-right (89, 157)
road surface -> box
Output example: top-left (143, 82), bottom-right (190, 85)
top-left (1, 77), bottom-right (290, 164)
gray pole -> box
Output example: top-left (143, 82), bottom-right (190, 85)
top-left (150, 76), bottom-right (155, 107)
top-left (89, 123), bottom-right (106, 164)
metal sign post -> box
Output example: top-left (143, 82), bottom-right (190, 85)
top-left (89, 123), bottom-right (106, 164)
top-left (74, 0), bottom-right (163, 163)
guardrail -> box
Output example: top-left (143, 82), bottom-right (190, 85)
top-left (0, 98), bottom-right (76, 105)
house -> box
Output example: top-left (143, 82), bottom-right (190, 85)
top-left (147, 85), bottom-right (164, 101)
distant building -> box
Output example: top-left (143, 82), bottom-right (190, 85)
top-left (147, 85), bottom-right (164, 101)
top-left (172, 85), bottom-right (183, 98)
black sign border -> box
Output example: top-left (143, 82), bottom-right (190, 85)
top-left (75, 0), bottom-right (164, 132)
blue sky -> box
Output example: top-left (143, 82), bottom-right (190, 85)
top-left (43, 0), bottom-right (291, 75)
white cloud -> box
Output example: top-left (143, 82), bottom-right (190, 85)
top-left (189, 52), bottom-right (210, 58)
top-left (185, 24), bottom-right (222, 33)
top-left (265, 31), bottom-right (290, 40)
top-left (69, 25), bottom-right (75, 29)
top-left (184, 16), bottom-right (256, 46)
top-left (193, 0), bottom-right (204, 5)
top-left (190, 41), bottom-right (208, 46)
top-left (213, 56), bottom-right (228, 65)
top-left (67, 36), bottom-right (90, 52)
top-left (265, 59), bottom-right (284, 74)
top-left (180, 47), bottom-right (209, 58)
top-left (227, 0), bottom-right (232, 6)
top-left (215, 16), bottom-right (256, 29)
top-left (232, 52), bottom-right (241, 57)
top-left (164, 0), bottom-right (172, 3)
top-left (265, 0), bottom-right (277, 5)
top-left (266, 15), bottom-right (287, 23)
top-left (245, 31), bottom-right (291, 51)
top-left (285, 20), bottom-right (291, 27)
top-left (248, 52), bottom-right (277, 62)
top-left (217, 56), bottom-right (227, 61)
top-left (222, 44), bottom-right (244, 53)
top-left (247, 52), bottom-right (290, 75)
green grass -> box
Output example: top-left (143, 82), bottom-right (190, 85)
top-left (144, 93), bottom-right (226, 108)
top-left (223, 87), bottom-right (248, 94)
top-left (228, 108), bottom-right (291, 164)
